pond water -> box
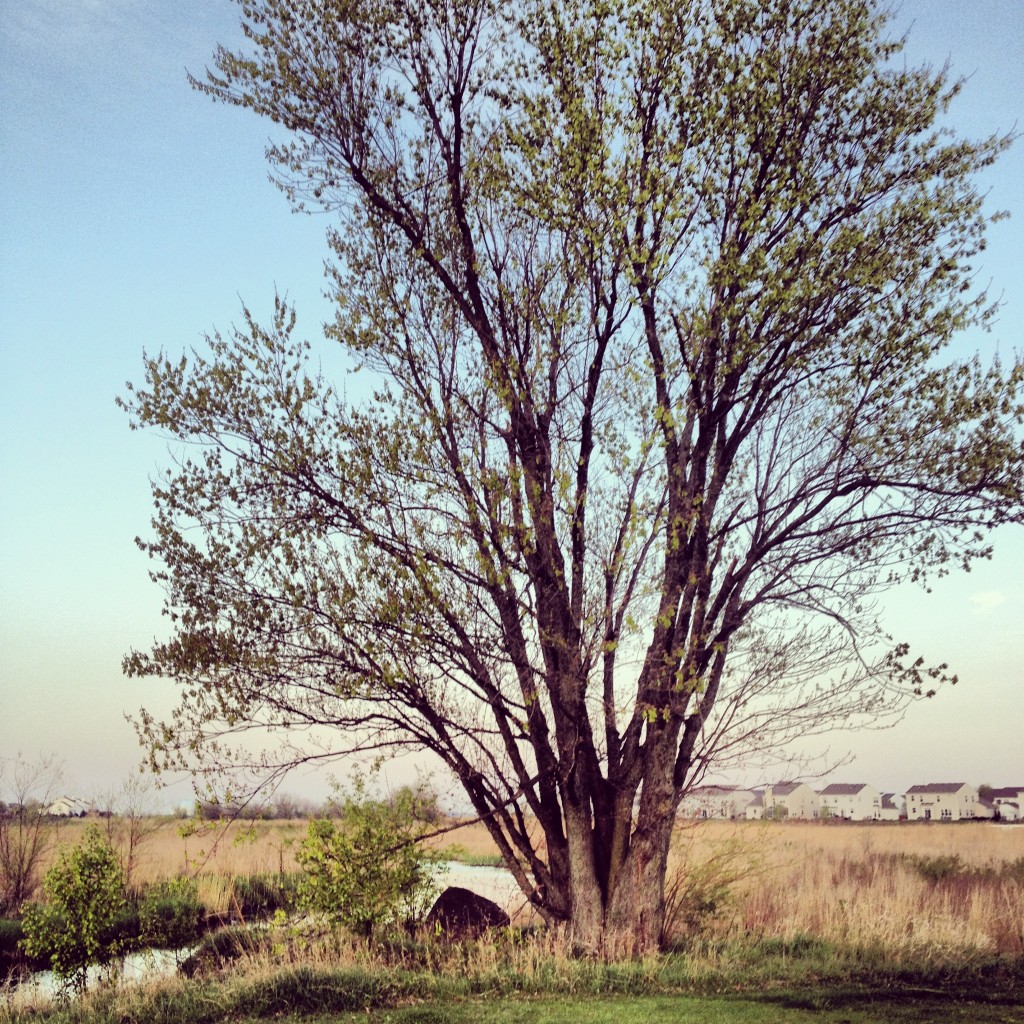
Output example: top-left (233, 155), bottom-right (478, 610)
top-left (2, 946), bottom-right (193, 1008)
top-left (438, 860), bottom-right (520, 909)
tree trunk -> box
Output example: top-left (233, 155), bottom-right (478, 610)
top-left (561, 786), bottom-right (605, 952)
top-left (603, 814), bottom-right (673, 952)
top-left (536, 790), bottom-right (677, 955)
top-left (604, 733), bottom-right (679, 951)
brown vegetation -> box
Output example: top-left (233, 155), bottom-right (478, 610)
top-left (29, 818), bottom-right (1024, 956)
top-left (668, 821), bottom-right (1024, 955)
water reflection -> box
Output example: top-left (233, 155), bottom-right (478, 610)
top-left (439, 861), bottom-right (518, 905)
top-left (3, 946), bottom-right (193, 1008)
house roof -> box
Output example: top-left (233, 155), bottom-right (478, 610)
top-left (905, 783), bottom-right (971, 795)
top-left (819, 783), bottom-right (870, 796)
top-left (989, 787), bottom-right (1024, 800)
top-left (771, 782), bottom-right (808, 797)
top-left (881, 793), bottom-right (900, 810)
top-left (46, 796), bottom-right (91, 816)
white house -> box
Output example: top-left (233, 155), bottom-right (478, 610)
top-left (879, 793), bottom-right (903, 821)
top-left (678, 786), bottom-right (757, 820)
top-left (745, 791), bottom-right (766, 820)
top-left (818, 783), bottom-right (882, 821)
top-left (45, 795), bottom-right (91, 817)
top-left (904, 783), bottom-right (977, 821)
top-left (989, 787), bottom-right (1024, 822)
top-left (763, 782), bottom-right (819, 820)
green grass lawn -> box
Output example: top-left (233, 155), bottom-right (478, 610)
top-left (264, 993), bottom-right (1024, 1024)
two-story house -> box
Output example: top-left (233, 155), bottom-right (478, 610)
top-left (904, 782), bottom-right (977, 821)
top-left (762, 781), bottom-right (819, 820)
top-left (818, 782), bottom-right (882, 820)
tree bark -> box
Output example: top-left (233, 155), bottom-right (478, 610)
top-left (605, 823), bottom-right (673, 953)
top-left (605, 733), bottom-right (678, 951)
top-left (563, 798), bottom-right (605, 951)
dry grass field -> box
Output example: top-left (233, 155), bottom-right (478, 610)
top-left (669, 820), bottom-right (1024, 955)
top-left (36, 817), bottom-right (1024, 955)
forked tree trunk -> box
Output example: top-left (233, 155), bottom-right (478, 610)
top-left (555, 749), bottom-right (679, 953)
top-left (556, 805), bottom-right (674, 954)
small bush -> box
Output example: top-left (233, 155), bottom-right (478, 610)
top-left (19, 826), bottom-right (127, 993)
top-left (297, 777), bottom-right (439, 938)
top-left (0, 917), bottom-right (23, 957)
top-left (661, 835), bottom-right (758, 948)
top-left (909, 853), bottom-right (965, 882)
top-left (998, 856), bottom-right (1024, 884)
top-left (101, 902), bottom-right (141, 951)
top-left (0, 916), bottom-right (32, 975)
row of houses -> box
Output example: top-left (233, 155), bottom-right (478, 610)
top-left (35, 784), bottom-right (1024, 824)
top-left (0, 796), bottom-right (95, 819)
top-left (679, 782), bottom-right (1024, 822)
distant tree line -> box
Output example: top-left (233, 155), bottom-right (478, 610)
top-left (192, 784), bottom-right (443, 825)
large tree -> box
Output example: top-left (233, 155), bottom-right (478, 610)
top-left (122, 0), bottom-right (1023, 950)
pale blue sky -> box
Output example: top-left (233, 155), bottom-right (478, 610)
top-left (1, 1), bottom-right (1021, 809)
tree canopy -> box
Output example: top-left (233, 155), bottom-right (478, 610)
top-left (122, 0), bottom-right (1023, 949)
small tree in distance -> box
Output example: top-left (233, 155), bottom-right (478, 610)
top-left (122, 0), bottom-right (1024, 950)
top-left (0, 755), bottom-right (63, 915)
top-left (97, 773), bottom-right (162, 896)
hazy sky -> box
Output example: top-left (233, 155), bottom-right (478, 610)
top-left (1, 1), bottom-right (1021, 810)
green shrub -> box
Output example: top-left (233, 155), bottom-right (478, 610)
top-left (0, 916), bottom-right (28, 974)
top-left (1001, 856), bottom-right (1024, 884)
top-left (101, 902), bottom-right (141, 950)
top-left (0, 916), bottom-right (23, 957)
top-left (139, 877), bottom-right (203, 949)
top-left (19, 826), bottom-right (127, 993)
top-left (297, 778), bottom-right (438, 938)
top-left (909, 853), bottom-right (965, 882)
top-left (229, 872), bottom-right (299, 920)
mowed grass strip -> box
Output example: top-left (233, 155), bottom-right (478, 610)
top-left (244, 993), bottom-right (1024, 1024)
